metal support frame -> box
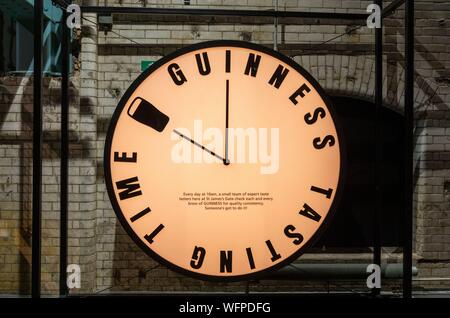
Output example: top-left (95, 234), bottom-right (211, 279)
top-left (403, 0), bottom-right (415, 299)
top-left (59, 9), bottom-right (69, 297)
top-left (29, 1), bottom-right (414, 298)
top-left (373, 0), bottom-right (383, 297)
top-left (80, 6), bottom-right (368, 20)
top-left (32, 0), bottom-right (43, 299)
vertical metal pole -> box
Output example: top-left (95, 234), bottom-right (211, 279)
top-left (32, 0), bottom-right (43, 299)
top-left (273, 0), bottom-right (278, 51)
top-left (373, 0), bottom-right (383, 296)
top-left (403, 0), bottom-right (414, 299)
top-left (60, 8), bottom-right (69, 297)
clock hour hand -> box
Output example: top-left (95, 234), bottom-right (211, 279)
top-left (173, 129), bottom-right (226, 163)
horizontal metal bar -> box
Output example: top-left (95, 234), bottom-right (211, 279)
top-left (413, 277), bottom-right (450, 281)
top-left (52, 0), bottom-right (71, 8)
top-left (263, 264), bottom-right (418, 280)
top-left (80, 6), bottom-right (368, 20)
top-left (66, 292), bottom-right (372, 297)
top-left (97, 43), bottom-right (379, 57)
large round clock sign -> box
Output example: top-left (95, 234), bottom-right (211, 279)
top-left (104, 40), bottom-right (344, 281)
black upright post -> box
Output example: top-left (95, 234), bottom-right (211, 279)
top-left (60, 8), bottom-right (69, 297)
top-left (373, 0), bottom-right (383, 296)
top-left (403, 0), bottom-right (414, 299)
top-left (32, 0), bottom-right (43, 299)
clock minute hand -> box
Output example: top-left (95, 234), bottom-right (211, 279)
top-left (173, 129), bottom-right (226, 163)
top-left (224, 79), bottom-right (230, 166)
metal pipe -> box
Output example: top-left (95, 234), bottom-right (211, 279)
top-left (373, 0), bottom-right (383, 296)
top-left (403, 0), bottom-right (414, 299)
top-left (32, 0), bottom-right (43, 299)
top-left (79, 6), bottom-right (368, 20)
top-left (264, 264), bottom-right (418, 280)
top-left (59, 8), bottom-right (69, 297)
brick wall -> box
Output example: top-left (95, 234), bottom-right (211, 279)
top-left (1, 0), bottom-right (449, 295)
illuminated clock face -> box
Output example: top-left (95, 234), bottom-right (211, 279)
top-left (104, 41), bottom-right (344, 281)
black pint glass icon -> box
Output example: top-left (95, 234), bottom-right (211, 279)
top-left (127, 97), bottom-right (169, 132)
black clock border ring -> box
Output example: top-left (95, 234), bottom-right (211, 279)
top-left (104, 40), bottom-right (347, 282)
